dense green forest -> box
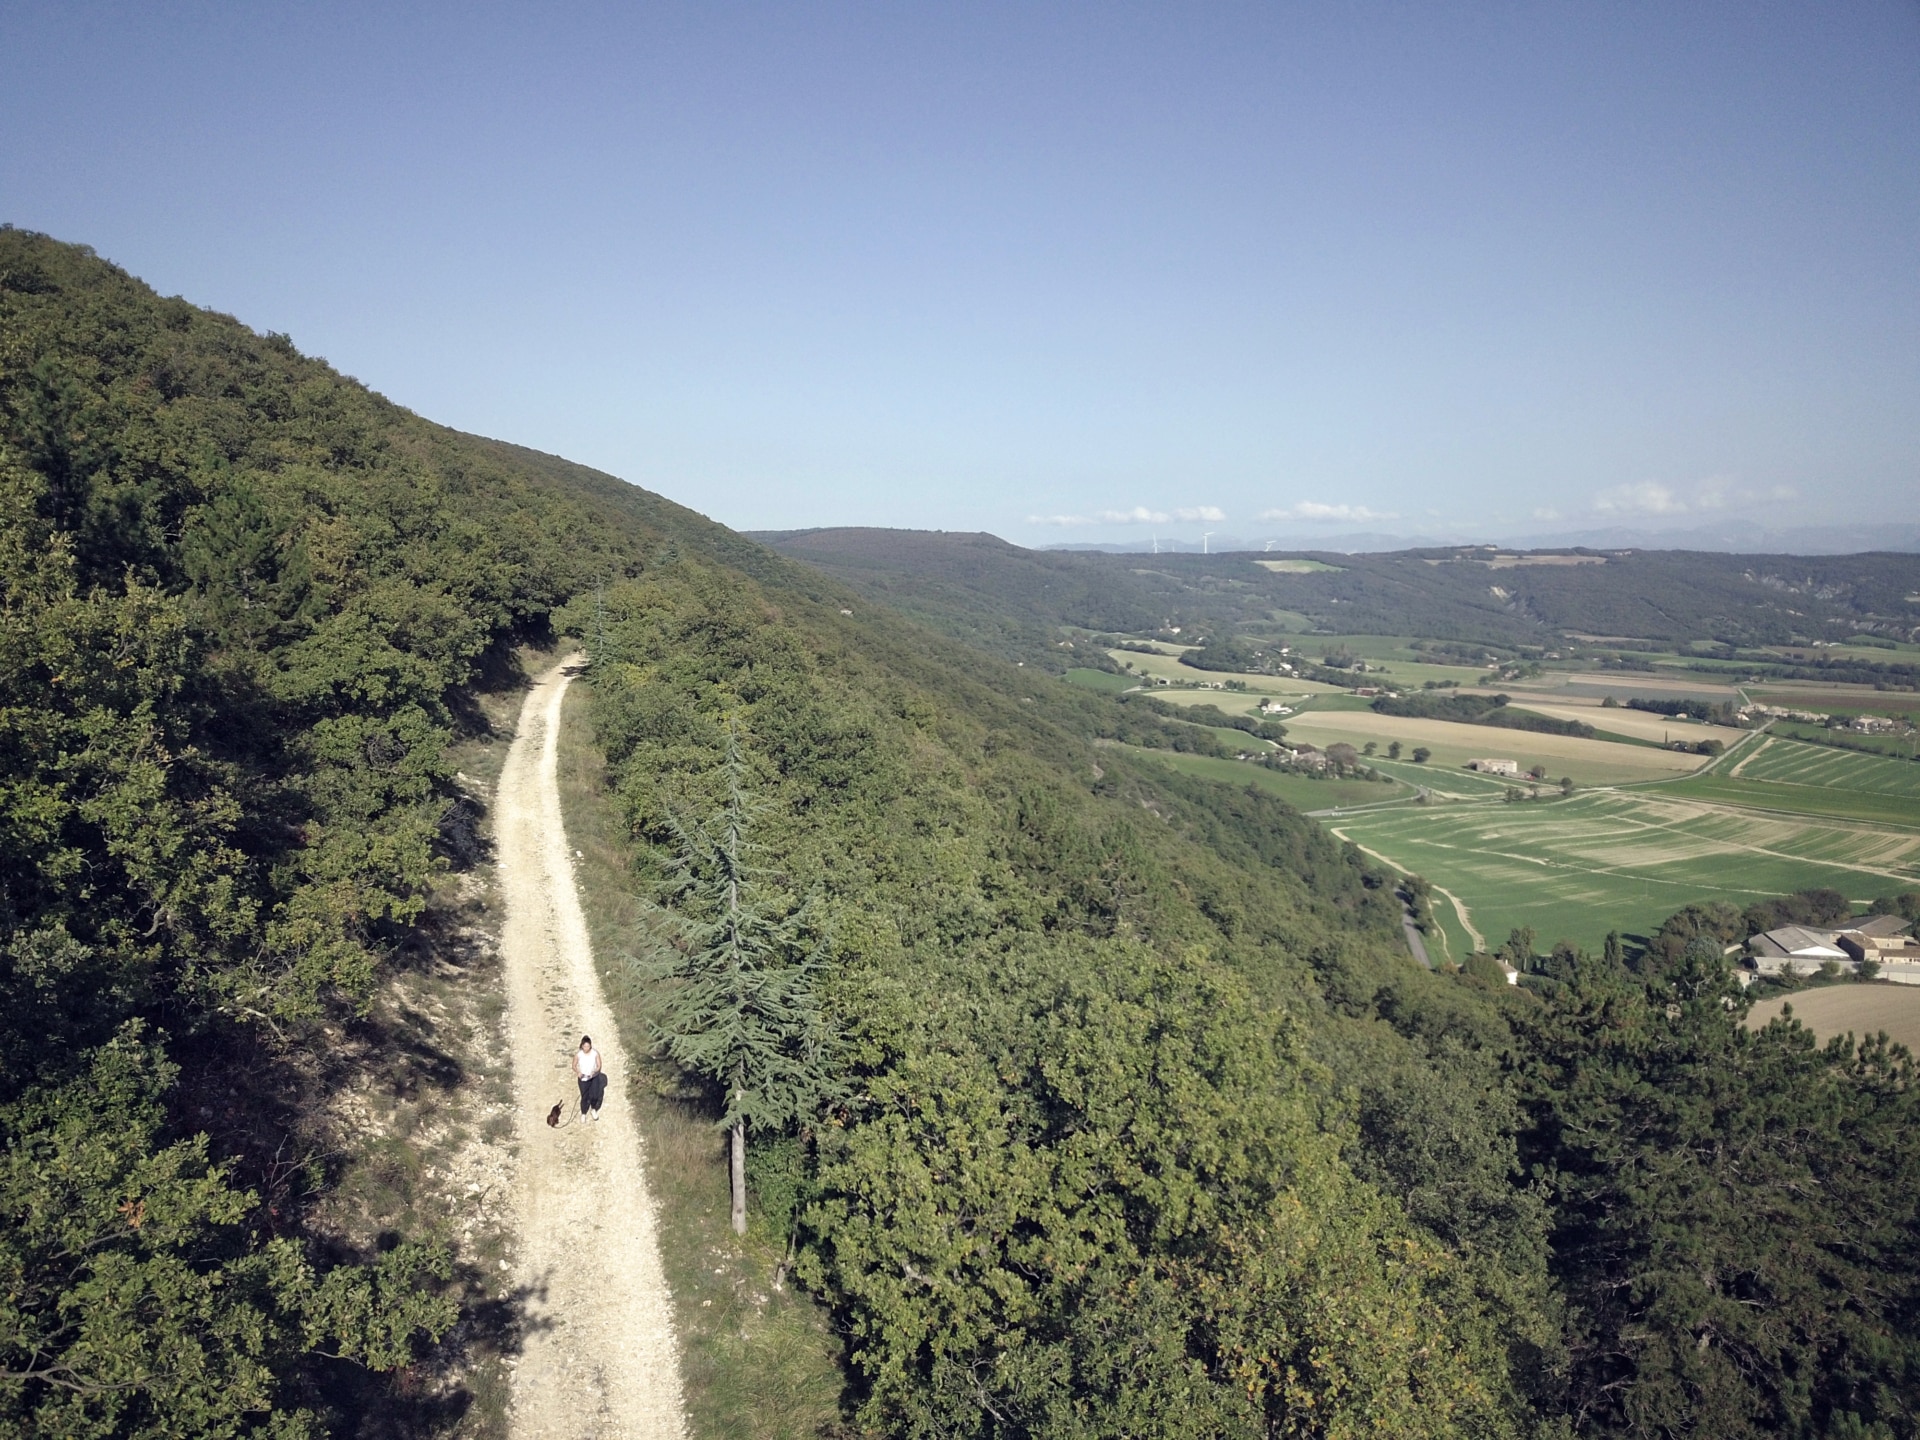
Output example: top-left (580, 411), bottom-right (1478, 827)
top-left (757, 527), bottom-right (1920, 663)
top-left (10, 229), bottom-right (1920, 1438)
top-left (0, 229), bottom-right (768, 1432)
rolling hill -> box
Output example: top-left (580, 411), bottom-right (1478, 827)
top-left (759, 526), bottom-right (1920, 661)
top-left (0, 229), bottom-right (1536, 1435)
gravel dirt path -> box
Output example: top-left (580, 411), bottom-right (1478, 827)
top-left (498, 660), bottom-right (687, 1440)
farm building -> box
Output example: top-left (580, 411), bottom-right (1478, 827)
top-left (1466, 758), bottom-right (1520, 775)
top-left (1749, 915), bottom-right (1918, 980)
top-left (1838, 914), bottom-right (1920, 963)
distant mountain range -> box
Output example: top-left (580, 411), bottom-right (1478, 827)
top-left (1037, 519), bottom-right (1920, 556)
top-left (752, 527), bottom-right (1920, 674)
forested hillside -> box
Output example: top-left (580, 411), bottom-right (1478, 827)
top-left (747, 527), bottom-right (1192, 668)
top-left (0, 229), bottom-right (792, 1431)
top-left (760, 528), bottom-right (1920, 659)
top-left (10, 228), bottom-right (1920, 1439)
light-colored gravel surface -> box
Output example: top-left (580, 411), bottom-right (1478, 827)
top-left (499, 660), bottom-right (687, 1440)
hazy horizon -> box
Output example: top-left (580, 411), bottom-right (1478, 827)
top-left (753, 524), bottom-right (1920, 561)
top-left (5, 3), bottom-right (1915, 548)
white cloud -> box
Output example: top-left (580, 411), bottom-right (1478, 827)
top-left (1591, 476), bottom-right (1795, 518)
top-left (1592, 481), bottom-right (1689, 516)
top-left (1259, 501), bottom-right (1399, 523)
top-left (1174, 505), bottom-right (1226, 522)
top-left (1099, 506), bottom-right (1172, 524)
top-left (1532, 507), bottom-right (1562, 521)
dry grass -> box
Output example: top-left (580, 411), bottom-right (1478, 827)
top-left (1284, 708), bottom-right (1705, 784)
top-left (1526, 670), bottom-right (1742, 698)
top-left (1253, 558), bottom-right (1343, 573)
top-left (1505, 701), bottom-right (1747, 749)
top-left (1478, 554), bottom-right (1609, 569)
top-left (1747, 985), bottom-right (1920, 1054)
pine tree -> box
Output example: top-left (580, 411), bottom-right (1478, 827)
top-left (644, 726), bottom-right (832, 1234)
top-left (587, 578), bottom-right (609, 665)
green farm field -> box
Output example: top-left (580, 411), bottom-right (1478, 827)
top-left (1369, 660), bottom-right (1509, 688)
top-left (1772, 721), bottom-right (1919, 760)
top-left (1250, 632), bottom-right (1496, 690)
top-left (1657, 735), bottom-right (1920, 826)
top-left (1330, 788), bottom-right (1920, 960)
top-left (1748, 687), bottom-right (1920, 716)
top-left (1063, 666), bottom-right (1133, 693)
top-left (1124, 747), bottom-right (1410, 811)
top-left (1106, 648), bottom-right (1350, 697)
top-left (1733, 734), bottom-right (1920, 797)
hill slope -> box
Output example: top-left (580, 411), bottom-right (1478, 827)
top-left (19, 230), bottom-right (1920, 1440)
top-left (760, 526), bottom-right (1920, 660)
top-left (1, 230), bottom-right (1539, 1435)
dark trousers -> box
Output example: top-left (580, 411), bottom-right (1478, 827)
top-left (578, 1071), bottom-right (606, 1117)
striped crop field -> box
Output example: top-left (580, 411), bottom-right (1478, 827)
top-left (1734, 735), bottom-right (1920, 798)
top-left (1329, 788), bottom-right (1920, 961)
top-left (1660, 736), bottom-right (1920, 826)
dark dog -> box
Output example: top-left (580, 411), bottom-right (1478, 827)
top-left (546, 1103), bottom-right (564, 1128)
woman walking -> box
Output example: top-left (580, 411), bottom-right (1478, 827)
top-left (574, 1034), bottom-right (605, 1121)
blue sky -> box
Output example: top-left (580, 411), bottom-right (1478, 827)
top-left (3, 2), bottom-right (1915, 547)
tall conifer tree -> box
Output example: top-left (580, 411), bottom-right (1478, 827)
top-left (645, 726), bottom-right (831, 1233)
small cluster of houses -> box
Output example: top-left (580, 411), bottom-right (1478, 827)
top-left (1745, 913), bottom-right (1920, 984)
top-left (1738, 703), bottom-right (1828, 723)
top-left (1737, 703), bottom-right (1912, 735)
top-left (1466, 758), bottom-right (1521, 776)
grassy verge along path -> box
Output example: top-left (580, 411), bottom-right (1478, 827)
top-left (556, 675), bottom-right (843, 1440)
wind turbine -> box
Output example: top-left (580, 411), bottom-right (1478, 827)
top-left (1202, 532), bottom-right (1213, 555)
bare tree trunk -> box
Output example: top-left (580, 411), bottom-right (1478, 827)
top-left (730, 1118), bottom-right (747, 1235)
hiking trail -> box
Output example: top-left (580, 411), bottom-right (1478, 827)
top-left (497, 659), bottom-right (687, 1440)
